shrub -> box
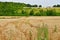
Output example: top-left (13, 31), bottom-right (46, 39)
top-left (20, 10), bottom-right (28, 16)
top-left (34, 12), bottom-right (41, 16)
top-left (29, 10), bottom-right (34, 16)
top-left (46, 9), bottom-right (56, 16)
top-left (39, 9), bottom-right (47, 16)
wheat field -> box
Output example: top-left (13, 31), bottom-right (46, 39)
top-left (0, 16), bottom-right (60, 40)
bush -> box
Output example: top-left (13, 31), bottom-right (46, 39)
top-left (20, 10), bottom-right (28, 16)
top-left (29, 10), bottom-right (34, 16)
top-left (39, 9), bottom-right (47, 16)
top-left (46, 9), bottom-right (56, 16)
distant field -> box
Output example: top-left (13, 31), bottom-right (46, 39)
top-left (13, 7), bottom-right (60, 16)
top-left (23, 7), bottom-right (60, 12)
top-left (0, 2), bottom-right (60, 16)
top-left (0, 7), bottom-right (60, 16)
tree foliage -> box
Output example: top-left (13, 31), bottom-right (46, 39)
top-left (0, 2), bottom-right (60, 16)
top-left (53, 4), bottom-right (60, 7)
top-left (29, 10), bottom-right (34, 16)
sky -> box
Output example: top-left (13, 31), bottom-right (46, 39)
top-left (0, 0), bottom-right (60, 7)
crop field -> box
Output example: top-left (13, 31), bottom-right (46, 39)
top-left (1, 7), bottom-right (60, 16)
top-left (0, 2), bottom-right (60, 16)
top-left (21, 7), bottom-right (60, 16)
top-left (0, 16), bottom-right (60, 40)
top-left (0, 2), bottom-right (60, 40)
top-left (0, 6), bottom-right (60, 16)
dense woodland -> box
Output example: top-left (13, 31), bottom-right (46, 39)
top-left (0, 2), bottom-right (60, 16)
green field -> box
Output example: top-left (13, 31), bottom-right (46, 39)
top-left (0, 2), bottom-right (60, 16)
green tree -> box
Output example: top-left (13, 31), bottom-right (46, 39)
top-left (46, 9), bottom-right (56, 16)
top-left (39, 5), bottom-right (42, 7)
top-left (39, 9), bottom-right (47, 16)
top-left (29, 10), bottom-right (34, 16)
top-left (21, 10), bottom-right (28, 16)
top-left (26, 4), bottom-right (32, 7)
top-left (34, 12), bottom-right (41, 16)
top-left (32, 4), bottom-right (38, 7)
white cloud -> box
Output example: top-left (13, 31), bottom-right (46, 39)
top-left (0, 0), bottom-right (60, 7)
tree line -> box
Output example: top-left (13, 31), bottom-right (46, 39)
top-left (26, 4), bottom-right (42, 7)
top-left (0, 2), bottom-right (60, 16)
top-left (53, 4), bottom-right (60, 7)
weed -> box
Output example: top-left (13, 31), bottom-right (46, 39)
top-left (54, 25), bottom-right (57, 32)
top-left (37, 23), bottom-right (48, 40)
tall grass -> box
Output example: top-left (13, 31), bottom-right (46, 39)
top-left (37, 23), bottom-right (48, 40)
top-left (54, 25), bottom-right (57, 32)
top-left (29, 30), bottom-right (32, 40)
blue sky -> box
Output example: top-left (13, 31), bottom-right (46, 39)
top-left (0, 0), bottom-right (60, 7)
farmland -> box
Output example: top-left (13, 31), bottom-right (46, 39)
top-left (0, 16), bottom-right (60, 40)
top-left (0, 7), bottom-right (60, 16)
top-left (0, 2), bottom-right (60, 40)
top-left (0, 2), bottom-right (60, 16)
